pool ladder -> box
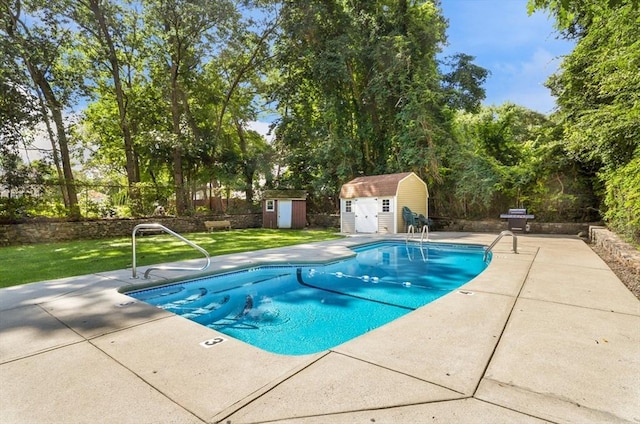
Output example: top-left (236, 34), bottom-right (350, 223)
top-left (131, 223), bottom-right (211, 279)
top-left (405, 224), bottom-right (429, 247)
top-left (483, 230), bottom-right (518, 261)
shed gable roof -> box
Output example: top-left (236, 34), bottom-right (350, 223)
top-left (340, 172), bottom-right (414, 199)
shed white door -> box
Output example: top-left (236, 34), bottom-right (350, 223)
top-left (355, 198), bottom-right (378, 233)
top-left (278, 200), bottom-right (292, 228)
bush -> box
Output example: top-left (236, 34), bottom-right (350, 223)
top-left (603, 156), bottom-right (640, 245)
top-left (0, 197), bottom-right (32, 221)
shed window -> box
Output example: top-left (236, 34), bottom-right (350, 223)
top-left (266, 200), bottom-right (275, 211)
top-left (345, 200), bottom-right (352, 213)
top-left (382, 199), bottom-right (390, 212)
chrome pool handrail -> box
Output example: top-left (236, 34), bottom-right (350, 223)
top-left (484, 230), bottom-right (518, 261)
top-left (131, 223), bottom-right (211, 279)
top-left (406, 224), bottom-right (416, 242)
top-left (420, 224), bottom-right (429, 245)
top-left (406, 224), bottom-right (429, 247)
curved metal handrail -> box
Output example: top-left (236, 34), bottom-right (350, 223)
top-left (132, 223), bottom-right (211, 279)
top-left (483, 230), bottom-right (518, 261)
top-left (405, 224), bottom-right (416, 242)
top-left (406, 224), bottom-right (429, 247)
top-left (420, 224), bottom-right (429, 244)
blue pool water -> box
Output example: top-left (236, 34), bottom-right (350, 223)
top-left (127, 241), bottom-right (489, 355)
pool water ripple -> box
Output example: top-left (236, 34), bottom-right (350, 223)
top-left (126, 241), bottom-right (489, 355)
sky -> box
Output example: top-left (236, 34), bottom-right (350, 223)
top-left (439, 0), bottom-right (575, 114)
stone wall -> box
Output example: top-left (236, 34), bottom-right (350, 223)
top-left (590, 226), bottom-right (640, 273)
top-left (0, 213), bottom-right (607, 247)
top-left (442, 219), bottom-right (598, 236)
top-left (0, 214), bottom-right (261, 246)
top-left (307, 215), bottom-right (599, 236)
top-left (307, 213), bottom-right (340, 228)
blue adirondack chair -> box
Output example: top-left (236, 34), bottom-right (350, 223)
top-left (402, 206), bottom-right (420, 231)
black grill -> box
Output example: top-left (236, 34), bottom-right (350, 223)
top-left (500, 208), bottom-right (535, 232)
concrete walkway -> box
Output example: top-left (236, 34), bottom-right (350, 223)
top-left (0, 233), bottom-right (638, 423)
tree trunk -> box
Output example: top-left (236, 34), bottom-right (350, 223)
top-left (86, 0), bottom-right (141, 213)
top-left (172, 139), bottom-right (188, 215)
top-left (170, 61), bottom-right (188, 215)
top-left (5, 5), bottom-right (79, 218)
top-left (28, 63), bottom-right (80, 219)
top-left (36, 90), bottom-right (69, 208)
top-left (235, 119), bottom-right (254, 203)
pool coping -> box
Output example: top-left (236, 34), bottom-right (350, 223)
top-left (1, 232), bottom-right (639, 423)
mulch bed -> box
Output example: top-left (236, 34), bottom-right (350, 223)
top-left (590, 242), bottom-right (640, 300)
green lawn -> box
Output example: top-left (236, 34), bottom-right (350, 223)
top-left (0, 228), bottom-right (343, 288)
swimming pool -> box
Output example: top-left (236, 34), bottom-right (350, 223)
top-left (126, 241), bottom-right (489, 355)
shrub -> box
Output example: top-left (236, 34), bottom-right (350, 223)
top-left (602, 156), bottom-right (640, 245)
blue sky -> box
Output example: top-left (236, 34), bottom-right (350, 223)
top-left (440, 0), bottom-right (575, 114)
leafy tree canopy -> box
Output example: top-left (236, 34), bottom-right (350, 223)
top-left (530, 0), bottom-right (640, 241)
top-left (271, 0), bottom-right (487, 203)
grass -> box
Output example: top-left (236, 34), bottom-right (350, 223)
top-left (0, 228), bottom-right (343, 288)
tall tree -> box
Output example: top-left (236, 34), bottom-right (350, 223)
top-left (529, 0), bottom-right (640, 241)
top-left (271, 0), bottom-right (487, 206)
top-left (143, 0), bottom-right (238, 215)
top-left (57, 0), bottom-right (145, 213)
top-left (211, 8), bottom-right (279, 204)
top-left (441, 53), bottom-right (489, 113)
top-left (1, 0), bottom-right (81, 218)
top-left (0, 29), bottom-right (36, 163)
top-left (0, 41), bottom-right (39, 218)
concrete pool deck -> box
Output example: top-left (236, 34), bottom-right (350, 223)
top-left (0, 232), bottom-right (638, 423)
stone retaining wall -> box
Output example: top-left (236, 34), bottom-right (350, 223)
top-left (589, 226), bottom-right (640, 273)
top-left (0, 213), bottom-right (341, 246)
top-left (442, 219), bottom-right (598, 236)
top-left (307, 213), bottom-right (340, 228)
top-left (0, 214), bottom-right (612, 247)
top-left (0, 214), bottom-right (261, 246)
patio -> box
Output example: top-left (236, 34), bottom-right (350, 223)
top-left (0, 232), bottom-right (638, 423)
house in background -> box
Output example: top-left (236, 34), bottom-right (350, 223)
top-left (339, 172), bottom-right (428, 234)
top-left (262, 190), bottom-right (307, 229)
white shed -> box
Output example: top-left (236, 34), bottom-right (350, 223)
top-left (339, 172), bottom-right (429, 234)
